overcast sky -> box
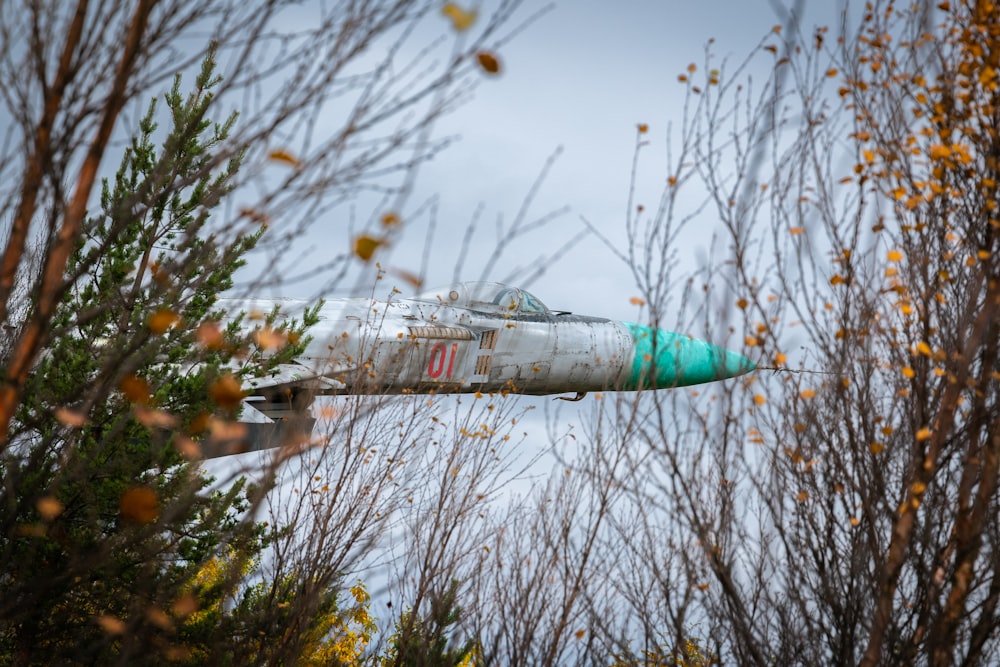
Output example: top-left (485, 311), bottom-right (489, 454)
top-left (271, 1), bottom-right (840, 328)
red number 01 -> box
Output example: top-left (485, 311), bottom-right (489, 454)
top-left (427, 342), bottom-right (458, 379)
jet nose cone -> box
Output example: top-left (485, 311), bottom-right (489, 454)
top-left (622, 323), bottom-right (756, 390)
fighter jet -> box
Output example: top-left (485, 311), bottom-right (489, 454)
top-left (219, 282), bottom-right (754, 454)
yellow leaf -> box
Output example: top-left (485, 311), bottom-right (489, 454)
top-left (902, 366), bottom-right (915, 378)
top-left (800, 388), bottom-right (816, 399)
top-left (440, 2), bottom-right (477, 31)
top-left (887, 249), bottom-right (903, 262)
top-left (353, 235), bottom-right (384, 261)
top-left (915, 427), bottom-right (932, 441)
top-left (774, 352), bottom-right (787, 365)
top-left (120, 486), bottom-right (159, 524)
top-left (268, 149), bottom-right (301, 168)
top-left (928, 144), bottom-right (950, 160)
top-left (476, 51), bottom-right (501, 75)
top-left (148, 309), bottom-right (180, 334)
top-left (916, 341), bottom-right (932, 356)
top-left (753, 393), bottom-right (767, 406)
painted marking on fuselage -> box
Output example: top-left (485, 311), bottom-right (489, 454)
top-left (427, 341), bottom-right (460, 379)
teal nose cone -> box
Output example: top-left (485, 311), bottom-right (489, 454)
top-left (622, 323), bottom-right (756, 390)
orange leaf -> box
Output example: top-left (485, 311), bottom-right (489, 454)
top-left (148, 309), bottom-right (181, 334)
top-left (390, 267), bottom-right (424, 289)
top-left (928, 144), bottom-right (950, 160)
top-left (96, 615), bottom-right (127, 635)
top-left (196, 321), bottom-right (225, 350)
top-left (120, 486), bottom-right (159, 524)
top-left (381, 211), bottom-right (401, 227)
top-left (172, 593), bottom-right (199, 618)
top-left (36, 496), bottom-right (64, 521)
top-left (353, 235), bottom-right (384, 262)
top-left (800, 388), bottom-right (816, 399)
top-left (629, 296), bottom-right (646, 306)
top-left (209, 374), bottom-right (245, 410)
top-left (253, 326), bottom-right (285, 350)
top-left (637, 123), bottom-right (648, 134)
top-left (476, 51), bottom-right (501, 75)
top-left (239, 207), bottom-right (271, 226)
top-left (55, 406), bottom-right (87, 427)
top-left (119, 375), bottom-right (151, 405)
top-left (134, 406), bottom-right (178, 429)
top-left (268, 149), bottom-right (301, 168)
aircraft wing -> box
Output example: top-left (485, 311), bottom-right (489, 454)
top-left (215, 360), bottom-right (350, 458)
top-left (243, 361), bottom-right (348, 395)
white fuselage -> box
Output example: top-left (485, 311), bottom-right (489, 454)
top-left (289, 297), bottom-right (634, 395)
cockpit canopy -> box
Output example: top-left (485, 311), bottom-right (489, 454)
top-left (415, 282), bottom-right (549, 315)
